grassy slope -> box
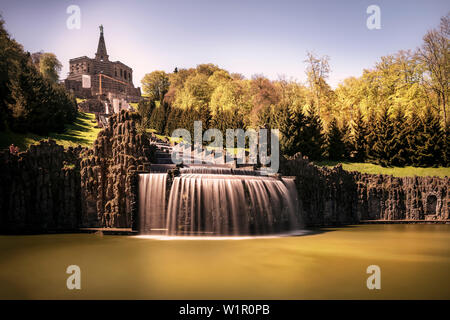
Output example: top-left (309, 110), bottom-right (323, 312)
top-left (0, 112), bottom-right (101, 150)
top-left (315, 160), bottom-right (450, 178)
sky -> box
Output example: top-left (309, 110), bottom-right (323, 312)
top-left (0, 0), bottom-right (448, 88)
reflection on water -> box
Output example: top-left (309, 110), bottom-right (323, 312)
top-left (0, 224), bottom-right (449, 299)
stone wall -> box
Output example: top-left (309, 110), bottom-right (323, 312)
top-left (280, 154), bottom-right (359, 226)
top-left (281, 153), bottom-right (449, 226)
top-left (79, 110), bottom-right (154, 229)
top-left (0, 140), bottom-right (83, 233)
top-left (78, 98), bottom-right (105, 114)
top-left (355, 173), bottom-right (449, 221)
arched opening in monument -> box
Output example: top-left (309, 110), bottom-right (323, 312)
top-left (426, 194), bottom-right (437, 216)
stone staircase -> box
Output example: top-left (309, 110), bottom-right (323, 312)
top-left (147, 135), bottom-right (257, 173)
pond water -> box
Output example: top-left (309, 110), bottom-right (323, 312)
top-left (0, 225), bottom-right (449, 299)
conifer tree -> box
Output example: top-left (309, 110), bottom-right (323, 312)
top-left (413, 107), bottom-right (444, 166)
top-left (406, 109), bottom-right (425, 166)
top-left (341, 120), bottom-right (352, 160)
top-left (365, 110), bottom-right (378, 162)
top-left (137, 99), bottom-right (154, 129)
top-left (149, 101), bottom-right (167, 133)
top-left (371, 105), bottom-right (394, 166)
top-left (164, 106), bottom-right (183, 136)
top-left (326, 118), bottom-right (346, 161)
top-left (271, 102), bottom-right (306, 156)
top-left (351, 108), bottom-right (367, 162)
top-left (389, 108), bottom-right (409, 166)
top-left (301, 104), bottom-right (325, 161)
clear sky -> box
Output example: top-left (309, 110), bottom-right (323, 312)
top-left (0, 0), bottom-right (448, 88)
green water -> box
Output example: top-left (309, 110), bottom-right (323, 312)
top-left (0, 225), bottom-right (449, 299)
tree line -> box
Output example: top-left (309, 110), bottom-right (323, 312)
top-left (137, 14), bottom-right (449, 167)
top-left (0, 17), bottom-right (77, 135)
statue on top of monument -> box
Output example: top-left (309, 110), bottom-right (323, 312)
top-left (99, 24), bottom-right (104, 34)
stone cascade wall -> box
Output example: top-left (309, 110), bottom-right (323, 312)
top-left (281, 153), bottom-right (449, 226)
top-left (280, 154), bottom-right (359, 226)
top-left (355, 174), bottom-right (449, 221)
top-left (79, 110), bottom-right (154, 228)
top-left (0, 140), bottom-right (83, 232)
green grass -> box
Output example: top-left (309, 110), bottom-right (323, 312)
top-left (315, 160), bottom-right (450, 177)
top-left (146, 129), bottom-right (182, 144)
top-left (0, 112), bottom-right (101, 150)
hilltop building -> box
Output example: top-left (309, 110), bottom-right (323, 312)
top-left (65, 25), bottom-right (141, 103)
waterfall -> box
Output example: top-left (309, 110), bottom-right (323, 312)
top-left (139, 170), bottom-right (302, 236)
top-left (138, 173), bottom-right (167, 233)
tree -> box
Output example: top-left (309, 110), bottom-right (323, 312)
top-left (210, 80), bottom-right (247, 132)
top-left (365, 110), bottom-right (378, 162)
top-left (271, 101), bottom-right (305, 156)
top-left (304, 52), bottom-right (330, 117)
top-left (196, 63), bottom-right (220, 77)
top-left (165, 106), bottom-right (184, 136)
top-left (301, 104), bottom-right (325, 161)
top-left (387, 109), bottom-right (409, 166)
top-left (418, 13), bottom-right (449, 129)
top-left (136, 99), bottom-right (155, 130)
top-left (141, 70), bottom-right (170, 101)
top-left (413, 107), bottom-right (444, 166)
top-left (341, 120), bottom-right (352, 160)
top-left (326, 118), bottom-right (347, 161)
top-left (249, 75), bottom-right (279, 126)
top-left (38, 53), bottom-right (62, 83)
top-left (406, 110), bottom-right (424, 166)
top-left (149, 102), bottom-right (167, 133)
top-left (371, 106), bottom-right (394, 166)
top-left (351, 109), bottom-right (368, 162)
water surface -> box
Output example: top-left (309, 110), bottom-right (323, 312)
top-left (0, 225), bottom-right (449, 299)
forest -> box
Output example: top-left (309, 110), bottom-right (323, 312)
top-left (139, 14), bottom-right (449, 167)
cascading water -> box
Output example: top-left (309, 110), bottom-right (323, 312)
top-left (138, 173), bottom-right (167, 234)
top-left (179, 167), bottom-right (260, 176)
top-left (138, 167), bottom-right (302, 236)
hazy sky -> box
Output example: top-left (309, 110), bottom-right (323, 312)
top-left (1, 0), bottom-right (448, 88)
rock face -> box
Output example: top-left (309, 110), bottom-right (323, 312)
top-left (355, 173), bottom-right (449, 221)
top-left (79, 110), bottom-right (154, 228)
top-left (280, 154), bottom-right (359, 226)
top-left (280, 154), bottom-right (449, 225)
top-left (0, 140), bottom-right (83, 232)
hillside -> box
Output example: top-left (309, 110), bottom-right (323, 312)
top-left (0, 112), bottom-right (101, 150)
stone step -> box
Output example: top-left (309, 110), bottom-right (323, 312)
top-left (156, 151), bottom-right (171, 157)
top-left (156, 158), bottom-right (174, 164)
top-left (185, 163), bottom-right (234, 168)
top-left (149, 164), bottom-right (176, 172)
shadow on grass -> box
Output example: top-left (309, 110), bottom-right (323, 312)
top-left (314, 160), bottom-right (353, 167)
top-left (0, 112), bottom-right (100, 150)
